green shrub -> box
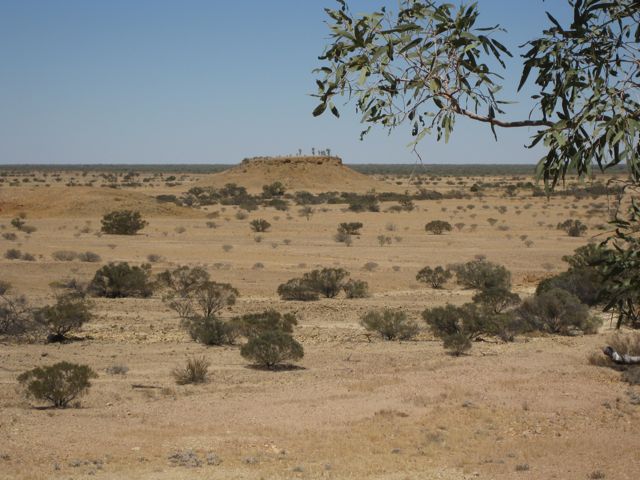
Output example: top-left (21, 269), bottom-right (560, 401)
top-left (249, 219), bottom-right (271, 232)
top-left (88, 262), bottom-right (153, 298)
top-left (37, 294), bottom-right (93, 342)
top-left (452, 259), bottom-right (511, 291)
top-left (334, 230), bottom-right (353, 246)
top-left (338, 222), bottom-right (363, 235)
top-left (52, 250), bottom-right (77, 262)
top-left (78, 251), bottom-right (101, 263)
top-left (262, 181), bottom-right (286, 197)
top-left (277, 278), bottom-right (319, 301)
top-left (172, 356), bottom-right (209, 385)
top-left (425, 220), bottom-right (452, 235)
top-left (348, 195), bottom-right (379, 212)
top-left (442, 333), bottom-right (472, 356)
top-left (235, 309), bottom-right (298, 337)
top-left (422, 303), bottom-right (497, 342)
top-left (343, 279), bottom-right (369, 298)
top-left (184, 315), bottom-right (238, 346)
top-left (10, 217), bottom-right (26, 230)
top-left (416, 266), bottom-right (452, 289)
top-left (360, 308), bottom-right (419, 340)
top-left (4, 249), bottom-right (22, 260)
top-left (0, 281), bottom-right (32, 336)
top-left (240, 330), bottom-right (304, 369)
top-left (302, 268), bottom-right (349, 298)
top-left (557, 219), bottom-right (587, 237)
top-left (472, 287), bottom-right (521, 314)
top-left (18, 362), bottom-right (97, 408)
top-left (517, 288), bottom-right (600, 335)
top-left (101, 210), bottom-right (147, 235)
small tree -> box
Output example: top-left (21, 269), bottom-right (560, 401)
top-left (277, 278), bottom-right (319, 301)
top-left (416, 266), bottom-right (452, 289)
top-left (343, 279), bottom-right (369, 298)
top-left (557, 219), bottom-right (587, 237)
top-left (0, 281), bottom-right (32, 336)
top-left (240, 330), bottom-right (304, 369)
top-left (88, 262), bottom-right (153, 298)
top-left (18, 362), bottom-right (97, 408)
top-left (425, 220), bottom-right (452, 235)
top-left (37, 294), bottom-right (93, 343)
top-left (360, 309), bottom-right (419, 340)
top-left (101, 210), bottom-right (147, 235)
top-left (250, 219), bottom-right (271, 233)
top-left (235, 309), bottom-right (298, 337)
top-left (338, 222), bottom-right (363, 235)
top-left (443, 333), bottom-right (472, 356)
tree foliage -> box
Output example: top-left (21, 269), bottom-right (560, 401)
top-left (88, 262), bottom-right (154, 298)
top-left (416, 265), bottom-right (451, 288)
top-left (18, 362), bottom-right (97, 408)
top-left (101, 210), bottom-right (147, 235)
top-left (314, 0), bottom-right (640, 185)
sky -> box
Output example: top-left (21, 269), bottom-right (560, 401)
top-left (0, 1), bottom-right (574, 165)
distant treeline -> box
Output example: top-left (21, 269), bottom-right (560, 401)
top-left (0, 163), bottom-right (628, 177)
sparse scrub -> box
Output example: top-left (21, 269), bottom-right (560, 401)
top-left (36, 294), bottom-right (93, 342)
top-left (452, 259), bottom-right (511, 291)
top-left (557, 219), bottom-right (587, 237)
top-left (424, 220), bottom-right (452, 235)
top-left (77, 251), bottom-right (101, 262)
top-left (343, 279), bottom-right (369, 298)
top-left (250, 219), bottom-right (271, 232)
top-left (52, 250), bottom-right (78, 262)
top-left (277, 278), bottom-right (319, 301)
top-left (338, 222), bottom-right (363, 235)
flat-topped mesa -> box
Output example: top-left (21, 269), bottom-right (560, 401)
top-left (240, 155), bottom-right (343, 168)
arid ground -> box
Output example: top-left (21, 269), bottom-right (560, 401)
top-left (0, 160), bottom-right (638, 479)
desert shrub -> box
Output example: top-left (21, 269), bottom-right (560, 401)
top-left (334, 230), bottom-right (353, 246)
top-left (517, 288), bottom-right (600, 335)
top-left (21, 225), bottom-right (37, 234)
top-left (302, 268), bottom-right (349, 298)
top-left (235, 211), bottom-right (248, 220)
top-left (377, 234), bottom-right (392, 246)
top-left (249, 219), bottom-right (271, 232)
top-left (262, 181), bottom-right (286, 197)
top-left (422, 303), bottom-right (499, 342)
top-left (191, 281), bottom-right (239, 318)
top-left (147, 253), bottom-right (163, 263)
top-left (343, 279), bottom-right (369, 298)
top-left (105, 364), bottom-right (129, 375)
top-left (172, 356), bottom-right (209, 385)
top-left (452, 259), bottom-right (511, 291)
top-left (21, 253), bottom-right (36, 261)
top-left (17, 362), bottom-right (97, 408)
top-left (416, 266), bottom-right (452, 289)
top-left (557, 219), bottom-right (587, 237)
top-left (240, 330), bottom-right (304, 369)
top-left (472, 287), bottom-right (521, 314)
top-left (338, 222), bottom-right (363, 235)
top-left (88, 262), bottom-right (153, 298)
top-left (36, 294), bottom-right (93, 342)
top-left (52, 250), bottom-right (78, 262)
top-left (101, 210), bottom-right (147, 235)
top-left (425, 220), bottom-right (452, 235)
top-left (536, 268), bottom-right (602, 306)
top-left (184, 315), bottom-right (238, 346)
top-left (442, 332), bottom-right (472, 356)
top-left (348, 195), bottom-right (379, 212)
top-left (277, 278), bottom-right (319, 301)
top-left (298, 206), bottom-right (314, 220)
top-left (622, 367), bottom-right (640, 385)
top-left (157, 265), bottom-right (209, 297)
top-left (236, 309), bottom-right (297, 337)
top-left (0, 282), bottom-right (32, 336)
top-left (77, 251), bottom-right (101, 263)
top-left (222, 244), bottom-right (233, 252)
top-left (4, 249), bottom-right (22, 260)
top-left (360, 309), bottom-right (419, 340)
top-left (2, 232), bottom-right (17, 241)
top-left (362, 261), bottom-right (378, 272)
top-left (10, 217), bottom-right (26, 230)
top-left (268, 198), bottom-right (289, 211)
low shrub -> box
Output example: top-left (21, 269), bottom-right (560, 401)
top-left (442, 333), bottom-right (472, 356)
top-left (302, 268), bottom-right (349, 298)
top-left (0, 281), bottom-right (32, 336)
top-left (338, 222), bottom-right (363, 235)
top-left (360, 309), bottom-right (419, 340)
top-left (172, 356), bottom-right (209, 385)
top-left (425, 220), bottom-right (452, 235)
top-left (343, 279), bottom-right (369, 298)
top-left (88, 262), bottom-right (153, 298)
top-left (334, 230), bottom-right (353, 246)
top-left (185, 315), bottom-right (238, 346)
top-left (416, 266), bottom-right (452, 289)
top-left (18, 362), bottom-right (97, 408)
top-left (52, 250), bottom-right (78, 262)
top-left (557, 219), bottom-right (587, 237)
top-left (235, 309), bottom-right (297, 337)
top-left (4, 249), bottom-right (22, 260)
top-left (249, 219), bottom-right (271, 232)
top-left (452, 259), bottom-right (511, 291)
top-left (277, 278), bottom-right (319, 301)
top-left (101, 210), bottom-right (147, 235)
top-left (517, 288), bottom-right (601, 335)
top-left (78, 251), bottom-right (101, 263)
top-left (240, 330), bottom-right (304, 369)
top-left (472, 287), bottom-right (521, 314)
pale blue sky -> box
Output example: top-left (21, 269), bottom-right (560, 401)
top-left (0, 1), bottom-right (572, 165)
